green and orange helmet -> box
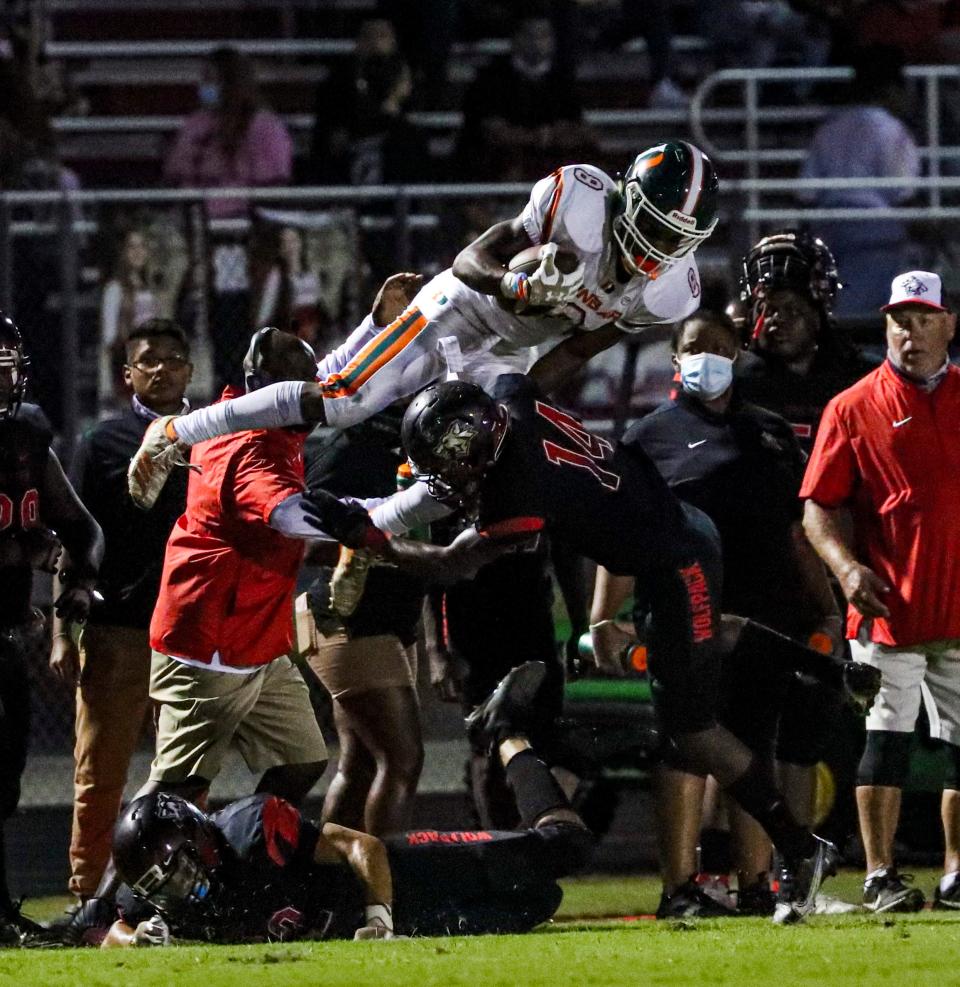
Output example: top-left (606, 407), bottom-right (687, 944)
top-left (612, 141), bottom-right (719, 280)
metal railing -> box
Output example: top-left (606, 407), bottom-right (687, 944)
top-left (44, 33), bottom-right (708, 61)
top-left (691, 64), bottom-right (960, 241)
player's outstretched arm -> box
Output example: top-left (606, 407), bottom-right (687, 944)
top-left (452, 216), bottom-right (534, 295)
top-left (315, 823), bottom-right (397, 939)
top-left (382, 519), bottom-right (543, 584)
top-left (100, 915), bottom-right (171, 949)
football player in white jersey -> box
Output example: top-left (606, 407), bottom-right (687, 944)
top-left (129, 142), bottom-right (718, 508)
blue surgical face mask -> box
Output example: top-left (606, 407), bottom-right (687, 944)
top-left (198, 82), bottom-right (221, 108)
top-left (679, 352), bottom-right (735, 400)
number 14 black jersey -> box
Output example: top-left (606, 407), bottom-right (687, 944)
top-left (478, 375), bottom-right (684, 576)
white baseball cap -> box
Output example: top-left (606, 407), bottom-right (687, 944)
top-left (881, 271), bottom-right (949, 312)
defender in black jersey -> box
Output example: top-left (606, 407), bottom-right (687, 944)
top-left (95, 663), bottom-right (593, 945)
top-left (400, 374), bottom-right (876, 923)
top-left (0, 314), bottom-right (104, 942)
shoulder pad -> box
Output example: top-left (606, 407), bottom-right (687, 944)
top-left (5, 403), bottom-right (53, 448)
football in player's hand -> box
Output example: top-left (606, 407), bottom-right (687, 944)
top-left (499, 243), bottom-right (580, 315)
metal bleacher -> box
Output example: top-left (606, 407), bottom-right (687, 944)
top-left (42, 0), bottom-right (714, 186)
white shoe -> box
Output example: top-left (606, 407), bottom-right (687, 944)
top-left (772, 836), bottom-right (841, 925)
top-left (127, 415), bottom-right (193, 509)
top-left (812, 894), bottom-right (861, 915)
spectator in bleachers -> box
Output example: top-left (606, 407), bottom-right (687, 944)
top-left (308, 19), bottom-right (416, 185)
top-left (799, 46), bottom-right (920, 317)
top-left (98, 229), bottom-right (162, 414)
top-left (556, 0), bottom-right (688, 109)
top-left (455, 17), bottom-right (593, 181)
top-left (164, 46), bottom-right (293, 219)
top-left (50, 319), bottom-right (192, 904)
top-left (696, 1), bottom-right (829, 72)
top-left (253, 225), bottom-right (324, 347)
top-left (165, 47), bottom-right (293, 391)
top-left (379, 0), bottom-right (458, 108)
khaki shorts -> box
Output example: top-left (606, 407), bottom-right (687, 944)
top-left (851, 635), bottom-right (960, 744)
top-left (149, 651), bottom-right (328, 784)
top-left (306, 626), bottom-right (418, 700)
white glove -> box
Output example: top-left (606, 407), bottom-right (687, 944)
top-left (522, 243), bottom-right (585, 311)
top-left (590, 619), bottom-right (636, 676)
top-left (132, 915), bottom-right (171, 947)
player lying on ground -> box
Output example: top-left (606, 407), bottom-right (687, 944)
top-left (81, 663), bottom-right (594, 946)
top-left (128, 142), bottom-right (719, 509)
top-left (339, 373), bottom-right (880, 925)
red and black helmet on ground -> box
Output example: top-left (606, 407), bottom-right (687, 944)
top-left (112, 792), bottom-right (223, 919)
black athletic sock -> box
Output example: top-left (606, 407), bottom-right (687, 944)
top-left (504, 749), bottom-right (570, 828)
top-left (734, 619), bottom-right (844, 689)
top-left (699, 827), bottom-right (733, 874)
top-left (724, 757), bottom-right (815, 866)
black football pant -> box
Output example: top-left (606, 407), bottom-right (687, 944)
top-left (640, 502), bottom-right (725, 738)
top-left (387, 749), bottom-right (592, 936)
top-left (444, 546), bottom-right (564, 828)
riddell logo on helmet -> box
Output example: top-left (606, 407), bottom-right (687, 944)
top-left (668, 210), bottom-right (697, 228)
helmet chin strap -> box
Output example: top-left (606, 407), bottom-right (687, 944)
top-left (438, 336), bottom-right (464, 381)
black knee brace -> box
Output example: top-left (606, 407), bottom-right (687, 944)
top-left (856, 730), bottom-right (913, 787)
top-left (943, 742), bottom-right (960, 791)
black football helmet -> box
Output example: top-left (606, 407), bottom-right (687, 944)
top-left (113, 793), bottom-right (222, 919)
top-left (243, 325), bottom-right (317, 392)
top-left (613, 141), bottom-right (719, 280)
top-left (0, 312), bottom-right (29, 420)
top-left (739, 230), bottom-right (841, 318)
top-left (401, 381), bottom-right (508, 511)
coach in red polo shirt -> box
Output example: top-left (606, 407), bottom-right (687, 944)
top-left (146, 328), bottom-right (330, 810)
top-left (802, 270), bottom-right (960, 914)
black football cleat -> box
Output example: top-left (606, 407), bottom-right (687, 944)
top-left (0, 901), bottom-right (56, 948)
top-left (863, 868), bottom-right (925, 913)
top-left (656, 880), bottom-right (736, 919)
top-left (773, 836), bottom-right (841, 925)
top-left (737, 882), bottom-right (777, 917)
top-left (465, 660), bottom-right (547, 752)
top-left (933, 872), bottom-right (960, 910)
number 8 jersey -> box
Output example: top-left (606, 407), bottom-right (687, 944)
top-left (436, 164), bottom-right (704, 351)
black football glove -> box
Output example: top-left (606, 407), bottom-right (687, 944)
top-left (45, 896), bottom-right (117, 947)
top-left (301, 488), bottom-right (388, 551)
top-left (842, 661), bottom-right (882, 712)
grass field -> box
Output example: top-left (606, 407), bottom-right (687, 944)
top-left (3, 870), bottom-right (957, 987)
